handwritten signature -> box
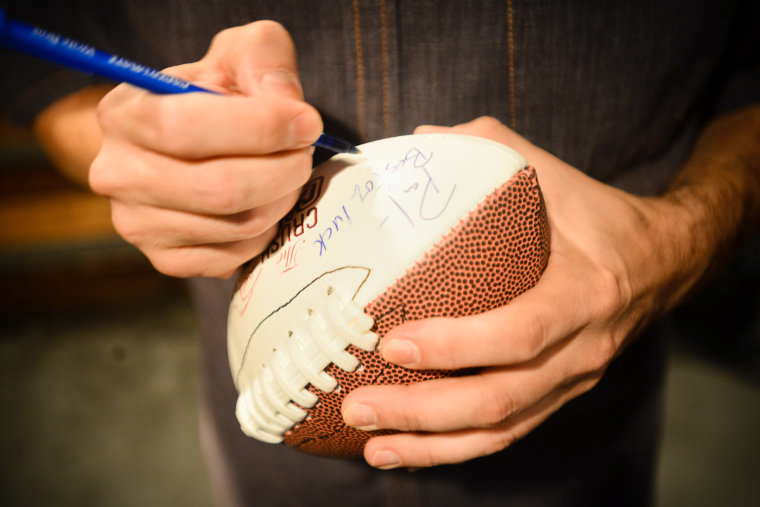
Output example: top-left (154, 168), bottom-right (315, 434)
top-left (356, 147), bottom-right (457, 229)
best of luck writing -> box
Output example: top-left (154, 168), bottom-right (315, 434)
top-left (260, 147), bottom-right (457, 277)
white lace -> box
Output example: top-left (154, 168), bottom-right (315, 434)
top-left (235, 288), bottom-right (377, 443)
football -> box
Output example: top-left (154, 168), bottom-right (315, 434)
top-left (227, 134), bottom-right (550, 458)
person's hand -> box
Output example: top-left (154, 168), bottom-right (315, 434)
top-left (89, 21), bottom-right (323, 277)
top-left (341, 116), bottom-right (695, 469)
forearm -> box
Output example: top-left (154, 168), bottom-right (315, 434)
top-left (652, 105), bottom-right (760, 311)
top-left (31, 85), bottom-right (112, 186)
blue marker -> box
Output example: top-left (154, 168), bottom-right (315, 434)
top-left (0, 9), bottom-right (360, 154)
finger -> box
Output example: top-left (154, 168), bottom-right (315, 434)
top-left (346, 327), bottom-right (610, 433)
top-left (202, 20), bottom-right (305, 100)
top-left (109, 189), bottom-right (300, 250)
top-left (98, 89), bottom-right (322, 159)
top-left (342, 367), bottom-right (559, 433)
top-left (91, 139), bottom-right (313, 215)
top-left (141, 228), bottom-right (280, 279)
top-left (361, 376), bottom-right (598, 469)
top-left (380, 252), bottom-right (595, 370)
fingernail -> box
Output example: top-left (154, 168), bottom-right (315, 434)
top-left (370, 450), bottom-right (402, 470)
top-left (382, 339), bottom-right (420, 366)
top-left (343, 403), bottom-right (378, 431)
top-left (260, 69), bottom-right (303, 98)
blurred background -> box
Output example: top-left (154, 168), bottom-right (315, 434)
top-left (0, 120), bottom-right (758, 506)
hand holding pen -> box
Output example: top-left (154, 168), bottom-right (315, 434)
top-left (93, 22), bottom-right (328, 277)
top-left (0, 9), bottom-right (359, 155)
top-left (1, 12), bottom-right (349, 278)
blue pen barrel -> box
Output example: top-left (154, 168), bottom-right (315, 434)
top-left (0, 10), bottom-right (207, 94)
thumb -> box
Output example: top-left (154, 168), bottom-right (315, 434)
top-left (202, 20), bottom-right (305, 100)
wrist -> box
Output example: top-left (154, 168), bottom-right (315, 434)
top-left (637, 107), bottom-right (760, 314)
top-left (641, 192), bottom-right (715, 314)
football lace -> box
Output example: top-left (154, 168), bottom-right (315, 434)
top-left (235, 287), bottom-right (378, 443)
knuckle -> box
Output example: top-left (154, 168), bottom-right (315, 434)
top-left (192, 169), bottom-right (254, 214)
top-left (148, 249), bottom-right (199, 278)
top-left (514, 313), bottom-right (548, 361)
top-left (438, 329), bottom-right (465, 369)
top-left (474, 115), bottom-right (502, 128)
top-left (109, 208), bottom-right (143, 246)
top-left (586, 334), bottom-right (617, 373)
top-left (249, 20), bottom-right (289, 39)
top-left (87, 156), bottom-right (111, 195)
top-left (95, 88), bottom-right (129, 130)
top-left (210, 21), bottom-right (293, 69)
top-left (88, 143), bottom-right (128, 197)
top-left (148, 100), bottom-right (196, 156)
top-left (207, 24), bottom-right (266, 56)
top-left (238, 21), bottom-right (294, 57)
top-left (377, 384), bottom-right (428, 431)
top-left (476, 389), bottom-right (516, 427)
top-left (420, 452), bottom-right (442, 468)
top-left (209, 26), bottom-right (237, 48)
top-left (97, 85), bottom-right (142, 138)
top-left (89, 173), bottom-right (124, 202)
top-left (150, 258), bottom-right (187, 278)
top-left (95, 96), bottom-right (117, 132)
top-left (488, 428), bottom-right (519, 455)
top-left (222, 214), bottom-right (278, 248)
top-left (398, 392), bottom-right (425, 431)
top-left (578, 372), bottom-right (604, 396)
top-left (233, 211), bottom-right (269, 239)
top-left (399, 412), bottom-right (422, 432)
top-left (574, 375), bottom-right (602, 400)
top-left (591, 266), bottom-right (628, 319)
top-left (231, 185), bottom-right (301, 238)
